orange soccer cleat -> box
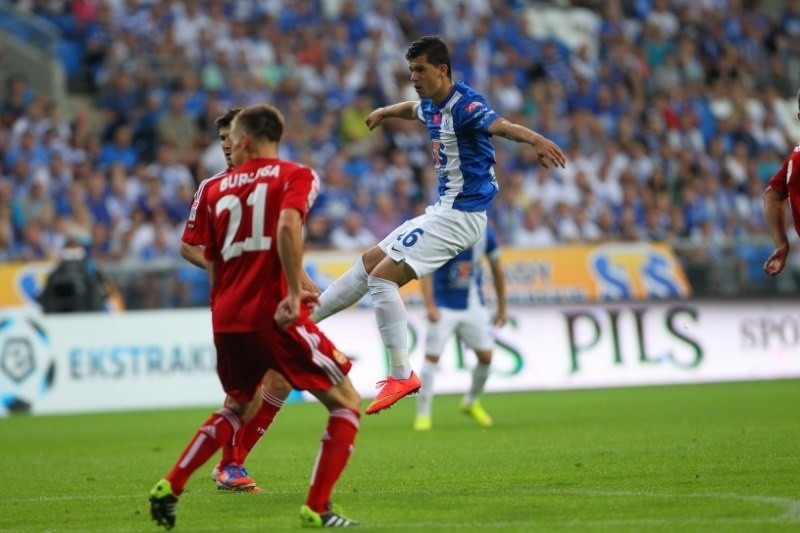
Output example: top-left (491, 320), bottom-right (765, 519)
top-left (365, 372), bottom-right (421, 415)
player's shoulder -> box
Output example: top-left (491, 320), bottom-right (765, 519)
top-left (452, 82), bottom-right (493, 118)
top-left (453, 81), bottom-right (487, 106)
top-left (194, 168), bottom-right (229, 200)
top-left (781, 144), bottom-right (800, 167)
top-left (275, 159), bottom-right (308, 173)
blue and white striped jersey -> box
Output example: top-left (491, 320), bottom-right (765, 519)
top-left (416, 81), bottom-right (500, 211)
top-left (432, 226), bottom-right (500, 310)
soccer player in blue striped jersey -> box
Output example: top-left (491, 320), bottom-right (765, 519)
top-left (311, 35), bottom-right (565, 415)
top-left (414, 226), bottom-right (506, 431)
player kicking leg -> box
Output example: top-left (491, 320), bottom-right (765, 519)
top-left (311, 206), bottom-right (486, 414)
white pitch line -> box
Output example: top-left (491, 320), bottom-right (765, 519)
top-left (2, 487), bottom-right (798, 525)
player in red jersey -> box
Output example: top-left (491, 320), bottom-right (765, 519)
top-left (150, 104), bottom-right (360, 529)
top-left (179, 107), bottom-right (293, 493)
top-left (764, 89), bottom-right (800, 276)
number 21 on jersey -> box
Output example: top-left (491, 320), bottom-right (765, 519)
top-left (216, 183), bottom-right (272, 260)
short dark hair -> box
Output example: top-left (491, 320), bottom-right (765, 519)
top-left (214, 107), bottom-right (242, 129)
top-left (405, 35), bottom-right (451, 79)
top-left (233, 104), bottom-right (284, 143)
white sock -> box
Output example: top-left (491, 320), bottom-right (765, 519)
top-left (310, 259), bottom-right (368, 323)
top-left (417, 358), bottom-right (438, 418)
top-left (464, 361), bottom-right (491, 406)
top-left (367, 275), bottom-right (411, 379)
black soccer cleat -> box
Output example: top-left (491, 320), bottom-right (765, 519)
top-left (149, 479), bottom-right (178, 530)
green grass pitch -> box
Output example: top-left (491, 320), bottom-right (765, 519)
top-left (1, 380), bottom-right (798, 532)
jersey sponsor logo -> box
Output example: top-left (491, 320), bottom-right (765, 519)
top-left (431, 139), bottom-right (448, 169)
top-left (446, 259), bottom-right (473, 289)
top-left (220, 165), bottom-right (280, 191)
top-left (466, 101), bottom-right (484, 113)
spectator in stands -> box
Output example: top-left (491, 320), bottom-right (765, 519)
top-left (99, 125), bottom-right (138, 171)
top-left (5, 0), bottom-right (800, 304)
top-left (156, 91), bottom-right (199, 157)
top-left (329, 211), bottom-right (377, 252)
top-left (512, 203), bottom-right (556, 248)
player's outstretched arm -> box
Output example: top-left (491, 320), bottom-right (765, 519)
top-left (488, 257), bottom-right (507, 327)
top-left (180, 242), bottom-right (208, 269)
top-left (487, 118), bottom-right (566, 169)
top-left (365, 101), bottom-right (419, 130)
top-left (419, 275), bottom-right (440, 322)
top-left (763, 187), bottom-right (790, 276)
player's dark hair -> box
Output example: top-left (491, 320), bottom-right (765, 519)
top-left (214, 107), bottom-right (242, 129)
top-left (233, 104), bottom-right (284, 143)
top-left (406, 36), bottom-right (451, 79)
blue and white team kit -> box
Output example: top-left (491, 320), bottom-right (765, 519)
top-left (425, 228), bottom-right (500, 355)
top-left (378, 81), bottom-right (501, 277)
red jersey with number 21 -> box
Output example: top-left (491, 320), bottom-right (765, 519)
top-left (204, 157), bottom-right (319, 332)
top-left (767, 144), bottom-right (800, 237)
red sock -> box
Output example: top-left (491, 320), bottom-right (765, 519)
top-left (306, 408), bottom-right (360, 513)
top-left (166, 408), bottom-right (241, 494)
top-left (236, 390), bottom-right (284, 464)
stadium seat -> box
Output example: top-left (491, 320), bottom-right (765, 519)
top-left (55, 39), bottom-right (83, 78)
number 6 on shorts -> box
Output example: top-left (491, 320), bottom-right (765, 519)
top-left (397, 228), bottom-right (424, 248)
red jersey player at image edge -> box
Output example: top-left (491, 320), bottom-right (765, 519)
top-left (763, 88), bottom-right (800, 277)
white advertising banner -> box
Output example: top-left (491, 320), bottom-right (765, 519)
top-left (1, 300), bottom-right (798, 415)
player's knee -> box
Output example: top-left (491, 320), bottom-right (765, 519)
top-left (338, 382), bottom-right (361, 411)
top-left (476, 349), bottom-right (492, 365)
top-left (361, 246), bottom-right (384, 273)
top-left (263, 371), bottom-right (293, 399)
top-left (224, 396), bottom-right (248, 417)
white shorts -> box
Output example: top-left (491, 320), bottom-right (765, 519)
top-left (425, 306), bottom-right (494, 356)
top-left (378, 204), bottom-right (486, 278)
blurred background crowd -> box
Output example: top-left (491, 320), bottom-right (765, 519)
top-left (1, 0), bottom-right (799, 307)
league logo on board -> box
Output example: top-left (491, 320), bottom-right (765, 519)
top-left (0, 316), bottom-right (56, 415)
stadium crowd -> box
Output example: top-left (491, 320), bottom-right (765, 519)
top-left (1, 0), bottom-right (799, 279)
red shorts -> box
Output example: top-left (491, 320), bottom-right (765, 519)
top-left (214, 318), bottom-right (351, 403)
top-left (270, 317), bottom-right (352, 391)
top-left (214, 331), bottom-right (271, 405)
